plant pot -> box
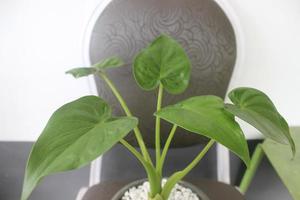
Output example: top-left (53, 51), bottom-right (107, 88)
top-left (111, 179), bottom-right (210, 200)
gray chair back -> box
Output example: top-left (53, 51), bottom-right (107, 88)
top-left (89, 0), bottom-right (236, 148)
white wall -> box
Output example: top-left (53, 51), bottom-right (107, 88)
top-left (1, 0), bottom-right (300, 142)
top-left (0, 0), bottom-right (101, 141)
top-left (226, 0), bottom-right (300, 129)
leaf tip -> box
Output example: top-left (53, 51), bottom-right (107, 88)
top-left (65, 69), bottom-right (82, 79)
top-left (65, 69), bottom-right (73, 75)
top-left (290, 138), bottom-right (296, 158)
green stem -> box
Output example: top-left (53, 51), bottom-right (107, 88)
top-left (120, 139), bottom-right (161, 196)
top-left (120, 139), bottom-right (146, 165)
top-left (149, 194), bottom-right (164, 200)
top-left (161, 140), bottom-right (215, 199)
top-left (239, 144), bottom-right (264, 194)
top-left (158, 125), bottom-right (177, 174)
top-left (155, 84), bottom-right (164, 168)
top-left (99, 72), bottom-right (152, 165)
top-left (181, 139), bottom-right (215, 176)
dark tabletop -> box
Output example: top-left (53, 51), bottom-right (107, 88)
top-left (82, 179), bottom-right (245, 200)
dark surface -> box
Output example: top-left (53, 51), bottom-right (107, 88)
top-left (0, 142), bottom-right (89, 200)
top-left (231, 140), bottom-right (293, 200)
top-left (82, 179), bottom-right (245, 200)
top-left (0, 142), bottom-right (293, 200)
top-left (245, 157), bottom-right (292, 200)
top-left (90, 0), bottom-right (237, 147)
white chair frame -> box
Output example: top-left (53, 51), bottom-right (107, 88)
top-left (82, 0), bottom-right (113, 188)
top-left (212, 0), bottom-right (246, 185)
top-left (76, 1), bottom-right (113, 199)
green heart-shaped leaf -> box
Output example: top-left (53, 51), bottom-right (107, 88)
top-left (66, 56), bottom-right (124, 78)
top-left (155, 96), bottom-right (250, 166)
top-left (21, 96), bottom-right (137, 200)
top-left (133, 34), bottom-right (191, 94)
top-left (225, 87), bottom-right (295, 155)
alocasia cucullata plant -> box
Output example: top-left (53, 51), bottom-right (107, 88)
top-left (21, 35), bottom-right (295, 200)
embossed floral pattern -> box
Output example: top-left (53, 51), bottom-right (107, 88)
top-left (90, 0), bottom-right (236, 147)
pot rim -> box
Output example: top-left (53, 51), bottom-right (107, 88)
top-left (111, 179), bottom-right (210, 200)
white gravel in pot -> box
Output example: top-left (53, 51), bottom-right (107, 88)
top-left (121, 179), bottom-right (199, 200)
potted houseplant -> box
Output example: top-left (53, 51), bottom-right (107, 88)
top-left (21, 34), bottom-right (295, 200)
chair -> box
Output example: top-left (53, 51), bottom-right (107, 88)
top-left (77, 0), bottom-right (244, 198)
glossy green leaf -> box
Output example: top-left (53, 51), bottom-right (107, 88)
top-left (262, 127), bottom-right (300, 199)
top-left (66, 56), bottom-right (124, 78)
top-left (155, 96), bottom-right (250, 166)
top-left (225, 87), bottom-right (295, 155)
top-left (133, 34), bottom-right (191, 94)
top-left (21, 96), bottom-right (137, 200)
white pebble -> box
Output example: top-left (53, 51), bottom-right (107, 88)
top-left (121, 179), bottom-right (199, 200)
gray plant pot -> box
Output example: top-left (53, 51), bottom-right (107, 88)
top-left (111, 179), bottom-right (210, 200)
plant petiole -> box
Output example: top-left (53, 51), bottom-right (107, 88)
top-left (155, 83), bottom-right (164, 168)
top-left (157, 124), bottom-right (177, 174)
top-left (161, 139), bottom-right (215, 199)
top-left (239, 144), bottom-right (264, 194)
top-left (99, 72), bottom-right (153, 165)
